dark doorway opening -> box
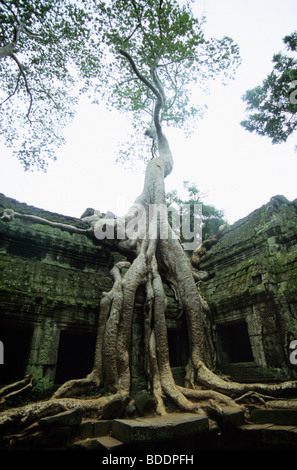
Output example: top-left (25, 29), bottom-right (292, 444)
top-left (0, 324), bottom-right (33, 385)
top-left (55, 330), bottom-right (96, 384)
top-left (167, 328), bottom-right (189, 367)
top-left (217, 321), bottom-right (254, 364)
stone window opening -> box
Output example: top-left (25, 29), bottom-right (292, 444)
top-left (216, 321), bottom-right (254, 364)
top-left (54, 330), bottom-right (96, 385)
top-left (167, 327), bottom-right (189, 368)
top-left (0, 324), bottom-right (33, 385)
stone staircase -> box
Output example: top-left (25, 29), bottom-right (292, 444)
top-left (69, 411), bottom-right (211, 451)
top-left (3, 405), bottom-right (297, 450)
top-left (232, 407), bottom-right (297, 450)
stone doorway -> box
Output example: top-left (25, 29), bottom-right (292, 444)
top-left (167, 327), bottom-right (189, 367)
top-left (55, 330), bottom-right (96, 385)
top-left (216, 321), bottom-right (254, 364)
top-left (0, 323), bottom-right (33, 385)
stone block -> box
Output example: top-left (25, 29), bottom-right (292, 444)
top-left (112, 413), bottom-right (208, 444)
top-left (74, 420), bottom-right (94, 439)
top-left (112, 417), bottom-right (173, 444)
top-left (93, 419), bottom-right (112, 437)
top-left (250, 408), bottom-right (297, 426)
top-left (220, 406), bottom-right (245, 428)
top-left (70, 438), bottom-right (101, 450)
top-left (39, 407), bottom-right (82, 429)
top-left (96, 435), bottom-right (124, 450)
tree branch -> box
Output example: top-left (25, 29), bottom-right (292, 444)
top-left (9, 52), bottom-right (33, 121)
top-left (119, 49), bottom-right (162, 102)
top-left (0, 0), bottom-right (18, 24)
top-left (1, 209), bottom-right (94, 236)
top-left (119, 48), bottom-right (165, 140)
top-left (0, 71), bottom-right (21, 106)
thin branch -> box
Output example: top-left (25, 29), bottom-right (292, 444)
top-left (0, 2), bottom-right (43, 59)
top-left (9, 52), bottom-right (33, 121)
top-left (119, 49), bottom-right (164, 139)
top-left (123, 23), bottom-right (141, 44)
top-left (151, 68), bottom-right (166, 103)
top-left (1, 208), bottom-right (94, 236)
top-left (0, 70), bottom-right (21, 106)
top-left (130, 0), bottom-right (155, 54)
top-left (119, 49), bottom-right (162, 101)
top-left (0, 0), bottom-right (19, 24)
top-left (157, 0), bottom-right (163, 41)
top-left (106, 73), bottom-right (139, 87)
top-left (31, 87), bottom-right (60, 109)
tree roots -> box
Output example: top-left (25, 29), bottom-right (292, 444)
top-left (1, 231), bottom-right (296, 436)
top-left (1, 133), bottom-right (297, 440)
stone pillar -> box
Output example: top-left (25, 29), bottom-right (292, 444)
top-left (246, 305), bottom-right (267, 368)
top-left (26, 318), bottom-right (61, 392)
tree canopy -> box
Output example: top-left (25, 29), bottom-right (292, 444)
top-left (241, 31), bottom-right (297, 148)
top-left (2, 0), bottom-right (297, 433)
top-left (0, 0), bottom-right (99, 170)
top-left (166, 181), bottom-right (227, 242)
top-left (95, 0), bottom-right (241, 164)
top-left (0, 0), bottom-right (241, 170)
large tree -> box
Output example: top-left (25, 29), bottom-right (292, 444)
top-left (0, 0), bottom-right (99, 170)
top-left (166, 181), bottom-right (227, 241)
top-left (241, 31), bottom-right (297, 148)
top-left (1, 0), bottom-right (297, 430)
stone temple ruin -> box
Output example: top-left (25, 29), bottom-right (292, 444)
top-left (0, 192), bottom-right (297, 450)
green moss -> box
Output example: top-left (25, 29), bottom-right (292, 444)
top-left (26, 365), bottom-right (54, 392)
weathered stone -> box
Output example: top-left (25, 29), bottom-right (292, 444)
top-left (237, 423), bottom-right (297, 449)
top-left (73, 419), bottom-right (112, 439)
top-left (1, 192), bottom-right (297, 390)
top-left (218, 406), bottom-right (245, 428)
top-left (70, 435), bottom-right (124, 450)
top-left (93, 419), bottom-right (112, 437)
top-left (39, 407), bottom-right (82, 429)
top-left (111, 413), bottom-right (208, 444)
top-left (0, 193), bottom-right (115, 390)
top-left (249, 408), bottom-right (297, 426)
top-left (70, 438), bottom-right (101, 450)
top-left (101, 396), bottom-right (132, 419)
top-left (134, 390), bottom-right (156, 416)
top-left (200, 195), bottom-right (297, 382)
top-left (95, 435), bottom-right (124, 450)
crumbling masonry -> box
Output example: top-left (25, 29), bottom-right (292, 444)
top-left (0, 193), bottom-right (297, 391)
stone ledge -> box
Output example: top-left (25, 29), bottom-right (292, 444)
top-left (111, 412), bottom-right (209, 444)
top-left (236, 422), bottom-right (297, 449)
top-left (249, 407), bottom-right (297, 426)
top-left (71, 435), bottom-right (124, 450)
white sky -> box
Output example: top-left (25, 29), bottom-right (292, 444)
top-left (1, 0), bottom-right (297, 224)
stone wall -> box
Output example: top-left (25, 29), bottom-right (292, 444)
top-left (199, 195), bottom-right (297, 382)
top-left (0, 194), bottom-right (184, 392)
top-left (0, 193), bottom-right (114, 390)
top-left (1, 192), bottom-right (297, 391)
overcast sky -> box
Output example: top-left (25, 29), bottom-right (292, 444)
top-left (1, 0), bottom-right (297, 224)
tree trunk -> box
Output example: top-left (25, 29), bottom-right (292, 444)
top-left (1, 53), bottom-right (297, 433)
top-left (51, 124), bottom-right (297, 414)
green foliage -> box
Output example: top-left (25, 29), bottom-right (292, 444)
top-left (241, 32), bottom-right (297, 146)
top-left (1, 0), bottom-right (241, 170)
top-left (0, 0), bottom-right (100, 170)
top-left (166, 181), bottom-right (227, 241)
top-left (96, 0), bottom-right (240, 164)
